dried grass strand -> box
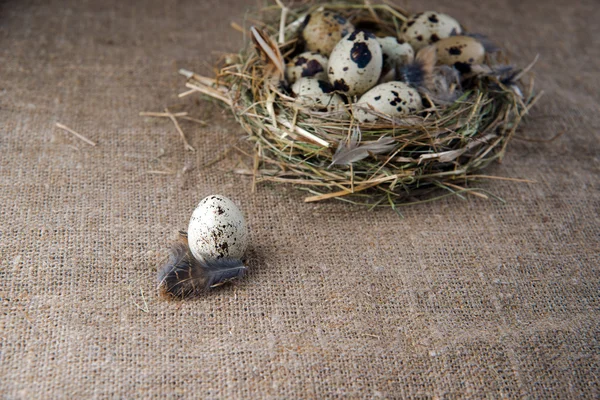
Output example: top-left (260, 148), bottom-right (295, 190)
top-left (164, 108), bottom-right (196, 152)
top-left (55, 123), bottom-right (97, 147)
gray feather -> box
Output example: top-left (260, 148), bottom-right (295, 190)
top-left (330, 128), bottom-right (396, 167)
top-left (157, 234), bottom-right (247, 298)
top-left (422, 65), bottom-right (463, 105)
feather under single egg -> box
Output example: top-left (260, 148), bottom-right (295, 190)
top-left (157, 233), bottom-right (247, 298)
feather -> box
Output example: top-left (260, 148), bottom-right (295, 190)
top-left (395, 46), bottom-right (437, 90)
top-left (330, 127), bottom-right (396, 167)
top-left (157, 233), bottom-right (247, 298)
top-left (250, 26), bottom-right (285, 79)
top-left (469, 64), bottom-right (525, 98)
top-left (470, 63), bottom-right (520, 86)
top-left (420, 65), bottom-right (463, 105)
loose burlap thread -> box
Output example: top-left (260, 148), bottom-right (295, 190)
top-left (0, 0), bottom-right (598, 398)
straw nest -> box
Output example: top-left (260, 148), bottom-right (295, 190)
top-left (179, 1), bottom-right (540, 208)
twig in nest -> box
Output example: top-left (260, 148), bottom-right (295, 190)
top-left (250, 26), bottom-right (285, 78)
top-left (274, 0), bottom-right (288, 44)
top-left (277, 117), bottom-right (330, 147)
top-left (178, 89), bottom-right (197, 98)
top-left (185, 82), bottom-right (233, 107)
top-left (179, 69), bottom-right (228, 91)
top-left (443, 182), bottom-right (489, 199)
top-left (465, 175), bottom-right (536, 184)
top-left (304, 173), bottom-right (408, 202)
top-left (231, 22), bottom-right (246, 34)
top-left (55, 123), bottom-right (97, 147)
top-left (512, 54), bottom-right (540, 83)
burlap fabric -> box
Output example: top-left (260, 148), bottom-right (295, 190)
top-left (1, 0), bottom-right (598, 398)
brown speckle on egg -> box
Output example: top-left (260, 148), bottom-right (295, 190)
top-left (286, 52), bottom-right (329, 83)
top-left (317, 80), bottom-right (334, 93)
top-left (294, 57), bottom-right (308, 66)
top-left (301, 59), bottom-right (325, 77)
top-left (435, 36), bottom-right (485, 70)
top-left (350, 42), bottom-right (373, 68)
top-left (333, 78), bottom-right (350, 92)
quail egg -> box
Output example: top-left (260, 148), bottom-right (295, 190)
top-left (353, 81), bottom-right (422, 123)
top-left (328, 30), bottom-right (383, 97)
top-left (377, 36), bottom-right (415, 83)
top-left (188, 195), bottom-right (248, 261)
top-left (286, 52), bottom-right (329, 84)
top-left (292, 77), bottom-right (345, 110)
top-left (377, 37), bottom-right (414, 69)
top-left (402, 11), bottom-right (462, 51)
top-left (302, 10), bottom-right (354, 56)
top-left (435, 35), bottom-right (485, 73)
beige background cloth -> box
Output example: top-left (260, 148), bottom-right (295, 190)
top-left (1, 0), bottom-right (598, 398)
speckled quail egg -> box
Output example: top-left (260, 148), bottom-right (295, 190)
top-left (377, 37), bottom-right (415, 69)
top-left (328, 30), bottom-right (383, 97)
top-left (435, 36), bottom-right (485, 74)
top-left (188, 195), bottom-right (248, 261)
top-left (286, 52), bottom-right (329, 84)
top-left (292, 77), bottom-right (345, 110)
top-left (376, 36), bottom-right (415, 83)
top-left (302, 10), bottom-right (354, 56)
top-left (353, 81), bottom-right (423, 123)
top-left (402, 11), bottom-right (462, 51)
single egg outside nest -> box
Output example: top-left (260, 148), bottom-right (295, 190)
top-left (187, 195), bottom-right (248, 262)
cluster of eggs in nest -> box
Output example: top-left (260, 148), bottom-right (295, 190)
top-left (286, 9), bottom-right (487, 122)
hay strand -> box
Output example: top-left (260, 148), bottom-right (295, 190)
top-left (55, 123), bottom-right (97, 147)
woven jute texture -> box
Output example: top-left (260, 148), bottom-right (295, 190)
top-left (1, 0), bottom-right (598, 398)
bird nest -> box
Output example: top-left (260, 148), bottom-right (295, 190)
top-left (179, 1), bottom-right (540, 208)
